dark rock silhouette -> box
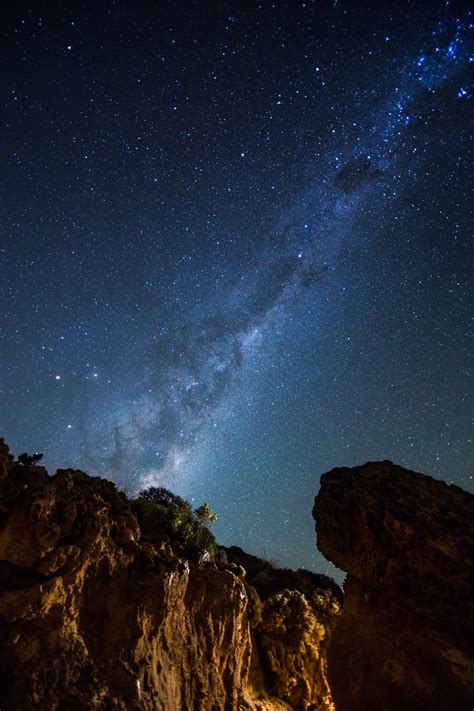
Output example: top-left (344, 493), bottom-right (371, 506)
top-left (314, 460), bottom-right (474, 711)
top-left (0, 439), bottom-right (340, 710)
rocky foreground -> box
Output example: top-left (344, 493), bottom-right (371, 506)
top-left (0, 440), bottom-right (472, 710)
top-left (0, 440), bottom-right (340, 710)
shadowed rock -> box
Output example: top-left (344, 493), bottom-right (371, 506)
top-left (314, 460), bottom-right (474, 711)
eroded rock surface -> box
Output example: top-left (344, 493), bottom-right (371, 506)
top-left (0, 440), bottom-right (340, 710)
top-left (314, 460), bottom-right (474, 711)
top-left (225, 546), bottom-right (342, 709)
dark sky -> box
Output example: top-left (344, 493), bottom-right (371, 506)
top-left (1, 0), bottom-right (472, 580)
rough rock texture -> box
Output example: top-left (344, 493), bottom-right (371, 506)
top-left (224, 547), bottom-right (342, 709)
top-left (314, 460), bottom-right (474, 711)
top-left (0, 440), bottom-right (341, 710)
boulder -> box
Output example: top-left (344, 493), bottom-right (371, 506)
top-left (314, 460), bottom-right (474, 711)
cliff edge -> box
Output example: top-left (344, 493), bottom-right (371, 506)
top-left (0, 440), bottom-right (340, 710)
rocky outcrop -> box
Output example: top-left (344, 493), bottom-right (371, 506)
top-left (0, 440), bottom-right (340, 710)
top-left (224, 546), bottom-right (342, 709)
top-left (314, 460), bottom-right (474, 711)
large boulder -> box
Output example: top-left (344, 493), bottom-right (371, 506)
top-left (314, 460), bottom-right (474, 710)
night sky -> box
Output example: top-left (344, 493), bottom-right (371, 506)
top-left (1, 1), bottom-right (472, 580)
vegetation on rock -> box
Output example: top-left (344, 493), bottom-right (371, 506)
top-left (132, 485), bottom-right (217, 556)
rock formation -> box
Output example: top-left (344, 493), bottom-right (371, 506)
top-left (314, 460), bottom-right (474, 711)
top-left (224, 546), bottom-right (342, 709)
top-left (0, 440), bottom-right (340, 710)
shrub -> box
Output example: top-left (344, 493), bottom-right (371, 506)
top-left (17, 452), bottom-right (43, 466)
top-left (133, 486), bottom-right (217, 555)
top-left (138, 486), bottom-right (191, 512)
top-left (194, 502), bottom-right (218, 525)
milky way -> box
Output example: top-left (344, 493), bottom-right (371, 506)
top-left (85, 15), bottom-right (471, 489)
top-left (2, 2), bottom-right (472, 578)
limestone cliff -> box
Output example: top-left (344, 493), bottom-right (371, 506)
top-left (314, 460), bottom-right (474, 711)
top-left (0, 440), bottom-right (340, 710)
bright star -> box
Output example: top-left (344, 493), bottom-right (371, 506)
top-left (446, 43), bottom-right (456, 58)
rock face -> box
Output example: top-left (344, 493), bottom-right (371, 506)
top-left (224, 547), bottom-right (342, 709)
top-left (314, 460), bottom-right (474, 711)
top-left (0, 440), bottom-right (340, 710)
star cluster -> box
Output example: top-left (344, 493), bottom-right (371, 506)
top-left (1, 1), bottom-right (472, 579)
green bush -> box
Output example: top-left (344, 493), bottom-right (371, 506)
top-left (133, 486), bottom-right (217, 555)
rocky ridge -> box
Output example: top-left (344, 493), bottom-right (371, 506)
top-left (0, 439), bottom-right (340, 710)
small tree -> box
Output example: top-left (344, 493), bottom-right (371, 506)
top-left (194, 503), bottom-right (218, 525)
